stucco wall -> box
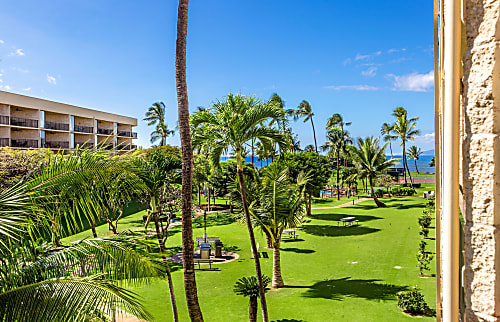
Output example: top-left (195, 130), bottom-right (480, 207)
top-left (462, 0), bottom-right (500, 320)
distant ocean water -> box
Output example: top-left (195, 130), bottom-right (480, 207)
top-left (389, 155), bottom-right (435, 174)
top-left (220, 154), bottom-right (436, 174)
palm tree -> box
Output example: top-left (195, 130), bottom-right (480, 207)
top-left (175, 0), bottom-right (204, 320)
top-left (322, 128), bottom-right (351, 200)
top-left (191, 93), bottom-right (285, 322)
top-left (295, 100), bottom-right (318, 152)
top-left (150, 122), bottom-right (175, 146)
top-left (380, 122), bottom-right (397, 158)
top-left (348, 137), bottom-right (397, 207)
top-left (407, 145), bottom-right (423, 174)
top-left (391, 107), bottom-right (420, 186)
top-left (131, 150), bottom-right (182, 321)
top-left (304, 144), bottom-right (315, 152)
top-left (0, 149), bottom-right (161, 321)
top-left (144, 102), bottom-right (175, 146)
top-left (252, 163), bottom-right (307, 288)
top-left (233, 275), bottom-right (271, 322)
top-left (326, 113), bottom-right (351, 132)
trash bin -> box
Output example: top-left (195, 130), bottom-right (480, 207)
top-left (200, 242), bottom-right (211, 259)
top-left (214, 241), bottom-right (223, 258)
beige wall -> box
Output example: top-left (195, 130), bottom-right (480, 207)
top-left (462, 0), bottom-right (500, 320)
top-left (11, 129), bottom-right (38, 140)
top-left (45, 112), bottom-right (69, 124)
top-left (0, 104), bottom-right (10, 116)
top-left (10, 106), bottom-right (38, 119)
top-left (74, 116), bottom-right (93, 127)
top-left (75, 133), bottom-right (94, 143)
top-left (45, 131), bottom-right (69, 141)
top-left (97, 120), bottom-right (113, 129)
top-left (0, 127), bottom-right (10, 138)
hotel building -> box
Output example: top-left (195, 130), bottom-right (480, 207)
top-left (0, 91), bottom-right (137, 151)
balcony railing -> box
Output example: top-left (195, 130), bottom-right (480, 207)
top-left (11, 117), bottom-right (38, 128)
top-left (75, 142), bottom-right (94, 149)
top-left (74, 125), bottom-right (93, 133)
top-left (116, 143), bottom-right (138, 151)
top-left (11, 139), bottom-right (38, 148)
top-left (0, 115), bottom-right (9, 125)
top-left (97, 128), bottom-right (113, 135)
top-left (118, 130), bottom-right (131, 137)
top-left (0, 138), bottom-right (9, 147)
top-left (44, 141), bottom-right (69, 149)
top-left (44, 121), bottom-right (69, 131)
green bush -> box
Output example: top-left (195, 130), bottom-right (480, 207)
top-left (419, 228), bottom-right (429, 238)
top-left (391, 187), bottom-right (416, 196)
top-left (374, 189), bottom-right (385, 198)
top-left (397, 286), bottom-right (431, 315)
top-left (418, 215), bottom-right (432, 228)
top-left (417, 241), bottom-right (433, 276)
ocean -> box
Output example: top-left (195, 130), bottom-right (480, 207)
top-left (220, 154), bottom-right (436, 174)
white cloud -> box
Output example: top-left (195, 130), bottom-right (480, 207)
top-left (4, 85), bottom-right (11, 90)
top-left (15, 49), bottom-right (25, 56)
top-left (0, 40), bottom-right (4, 45)
top-left (355, 51), bottom-right (382, 61)
top-left (361, 66), bottom-right (378, 77)
top-left (22, 87), bottom-right (31, 91)
top-left (387, 48), bottom-right (406, 54)
top-left (414, 132), bottom-right (435, 144)
top-left (46, 74), bottom-right (56, 85)
top-left (0, 79), bottom-right (2, 83)
top-left (324, 85), bottom-right (379, 91)
top-left (387, 70), bottom-right (434, 92)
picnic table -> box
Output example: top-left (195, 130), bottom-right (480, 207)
top-left (282, 229), bottom-right (299, 239)
top-left (337, 217), bottom-right (359, 227)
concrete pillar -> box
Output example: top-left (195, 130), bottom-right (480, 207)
top-left (462, 0), bottom-right (500, 320)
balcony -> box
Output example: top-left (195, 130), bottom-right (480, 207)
top-left (118, 130), bottom-right (131, 137)
top-left (97, 128), bottom-right (113, 135)
top-left (75, 142), bottom-right (94, 149)
top-left (74, 125), bottom-right (93, 133)
top-left (11, 117), bottom-right (38, 128)
top-left (11, 139), bottom-right (38, 148)
top-left (0, 138), bottom-right (9, 147)
top-left (44, 141), bottom-right (69, 149)
top-left (0, 115), bottom-right (9, 125)
top-left (116, 143), bottom-right (137, 151)
top-left (45, 121), bottom-right (69, 131)
top-left (132, 132), bottom-right (137, 138)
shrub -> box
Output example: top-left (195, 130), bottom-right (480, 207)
top-left (417, 241), bottom-right (433, 276)
top-left (401, 182), bottom-right (421, 188)
top-left (374, 189), bottom-right (385, 198)
top-left (397, 286), bottom-right (431, 315)
top-left (418, 215), bottom-right (432, 228)
top-left (419, 228), bottom-right (429, 238)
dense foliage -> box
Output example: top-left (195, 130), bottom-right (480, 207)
top-left (397, 286), bottom-right (431, 315)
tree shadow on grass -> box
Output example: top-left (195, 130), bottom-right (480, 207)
top-left (312, 213), bottom-right (382, 223)
top-left (281, 247), bottom-right (316, 254)
top-left (272, 319), bottom-right (305, 322)
top-left (290, 277), bottom-right (409, 301)
top-left (300, 225), bottom-right (380, 237)
top-left (192, 212), bottom-right (235, 229)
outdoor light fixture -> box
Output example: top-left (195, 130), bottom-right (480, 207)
top-left (204, 209), bottom-right (207, 243)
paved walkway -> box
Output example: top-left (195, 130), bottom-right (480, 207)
top-left (312, 197), bottom-right (370, 209)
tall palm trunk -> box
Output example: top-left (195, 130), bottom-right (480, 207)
top-left (336, 151), bottom-right (340, 200)
top-left (264, 230), bottom-right (273, 248)
top-left (175, 0), bottom-right (204, 320)
top-left (272, 239), bottom-right (284, 288)
top-left (414, 159), bottom-right (420, 174)
top-left (402, 141), bottom-right (407, 183)
top-left (369, 176), bottom-right (386, 208)
top-left (249, 296), bottom-right (258, 322)
top-left (389, 141), bottom-right (393, 159)
top-left (152, 212), bottom-right (179, 322)
top-left (89, 218), bottom-right (98, 238)
top-left (310, 117), bottom-right (318, 152)
top-left (236, 150), bottom-right (269, 322)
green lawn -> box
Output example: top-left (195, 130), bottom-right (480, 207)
top-left (67, 197), bottom-right (436, 321)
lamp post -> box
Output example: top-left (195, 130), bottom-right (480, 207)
top-left (204, 209), bottom-right (207, 243)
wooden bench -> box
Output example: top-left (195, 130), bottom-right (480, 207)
top-left (196, 237), bottom-right (220, 245)
top-left (193, 258), bottom-right (214, 269)
top-left (282, 234), bottom-right (299, 239)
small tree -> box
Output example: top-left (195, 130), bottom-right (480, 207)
top-left (417, 241), bottom-right (433, 276)
top-left (233, 275), bottom-right (271, 322)
top-left (376, 174), bottom-right (396, 195)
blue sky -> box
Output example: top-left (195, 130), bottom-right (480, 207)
top-left (0, 0), bottom-right (435, 154)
